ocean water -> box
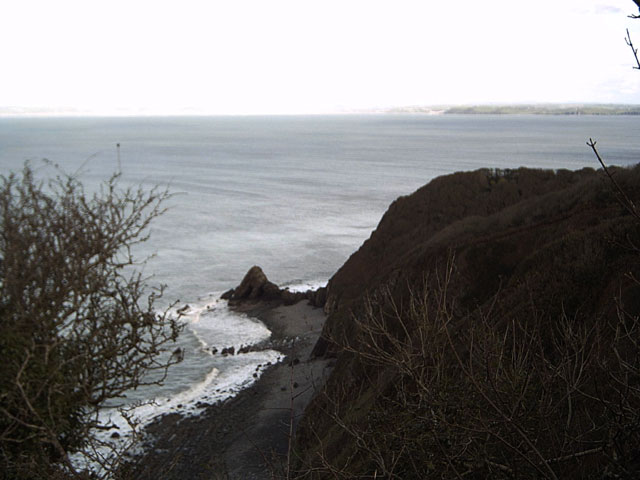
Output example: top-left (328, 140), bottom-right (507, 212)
top-left (1, 114), bottom-right (639, 460)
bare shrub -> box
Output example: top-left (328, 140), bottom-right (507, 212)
top-left (299, 254), bottom-right (640, 479)
top-left (0, 164), bottom-right (182, 479)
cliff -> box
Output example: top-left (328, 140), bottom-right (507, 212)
top-left (292, 166), bottom-right (640, 479)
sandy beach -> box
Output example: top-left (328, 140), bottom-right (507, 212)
top-left (126, 300), bottom-right (331, 480)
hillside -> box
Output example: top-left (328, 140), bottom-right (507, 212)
top-left (292, 165), bottom-right (640, 479)
top-left (386, 104), bottom-right (640, 115)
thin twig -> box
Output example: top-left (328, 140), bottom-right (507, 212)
top-left (286, 340), bottom-right (296, 480)
top-left (625, 29), bottom-right (640, 69)
top-left (546, 446), bottom-right (604, 464)
top-left (587, 138), bottom-right (639, 220)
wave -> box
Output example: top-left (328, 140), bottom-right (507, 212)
top-left (72, 292), bottom-right (284, 474)
top-left (180, 297), bottom-right (272, 353)
top-left (282, 279), bottom-right (328, 293)
top-left (75, 347), bottom-right (283, 474)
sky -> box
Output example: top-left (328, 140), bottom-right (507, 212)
top-left (1, 0), bottom-right (639, 115)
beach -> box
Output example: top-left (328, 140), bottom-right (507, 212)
top-left (126, 300), bottom-right (331, 480)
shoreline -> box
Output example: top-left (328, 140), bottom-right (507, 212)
top-left (125, 299), bottom-right (330, 479)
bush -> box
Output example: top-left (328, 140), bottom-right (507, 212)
top-left (308, 257), bottom-right (640, 479)
top-left (0, 165), bottom-right (182, 479)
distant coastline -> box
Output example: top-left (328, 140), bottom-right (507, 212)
top-left (386, 103), bottom-right (640, 115)
top-left (3, 103), bottom-right (640, 117)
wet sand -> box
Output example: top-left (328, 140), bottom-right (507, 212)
top-left (126, 300), bottom-right (331, 480)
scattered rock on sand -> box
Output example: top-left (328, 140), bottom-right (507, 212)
top-left (221, 346), bottom-right (235, 356)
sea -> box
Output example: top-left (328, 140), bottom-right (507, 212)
top-left (1, 114), bottom-right (639, 464)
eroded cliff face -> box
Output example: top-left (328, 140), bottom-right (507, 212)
top-left (294, 166), bottom-right (640, 479)
top-left (314, 167), bottom-right (603, 356)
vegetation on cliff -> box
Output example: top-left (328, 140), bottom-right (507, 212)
top-left (292, 165), bottom-right (640, 478)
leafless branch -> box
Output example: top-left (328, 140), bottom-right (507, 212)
top-left (587, 138), bottom-right (640, 221)
top-left (626, 28), bottom-right (640, 69)
top-left (0, 163), bottom-right (182, 478)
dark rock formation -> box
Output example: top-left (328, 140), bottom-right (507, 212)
top-left (224, 265), bottom-right (327, 309)
top-left (281, 289), bottom-right (306, 306)
top-left (311, 286), bottom-right (327, 307)
top-left (220, 289), bottom-right (234, 300)
top-left (230, 266), bottom-right (281, 301)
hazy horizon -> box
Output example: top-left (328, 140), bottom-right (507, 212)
top-left (2, 0), bottom-right (639, 115)
top-left (3, 102), bottom-right (640, 118)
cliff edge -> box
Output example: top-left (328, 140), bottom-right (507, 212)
top-left (293, 166), bottom-right (640, 479)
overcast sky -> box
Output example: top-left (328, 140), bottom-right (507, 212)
top-left (1, 0), bottom-right (639, 114)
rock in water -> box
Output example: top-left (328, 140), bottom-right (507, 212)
top-left (230, 266), bottom-right (282, 301)
top-left (226, 265), bottom-right (327, 307)
top-left (220, 289), bottom-right (235, 300)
